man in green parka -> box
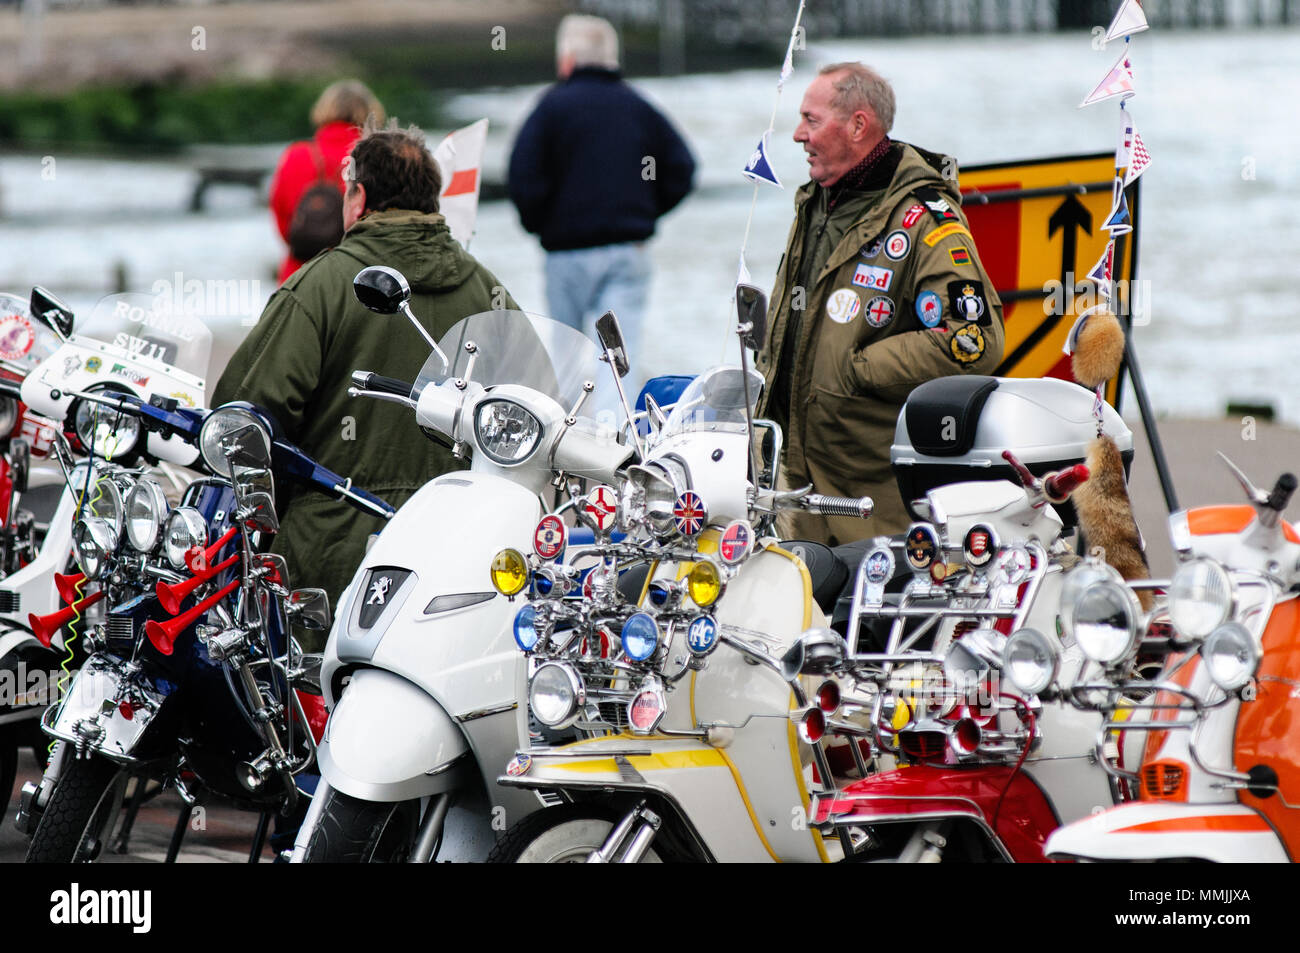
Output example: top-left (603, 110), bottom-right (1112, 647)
top-left (757, 62), bottom-right (1005, 544)
top-left (214, 122), bottom-right (517, 649)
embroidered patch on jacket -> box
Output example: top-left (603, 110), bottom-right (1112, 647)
top-left (949, 246), bottom-right (972, 267)
top-left (864, 295), bottom-right (895, 328)
top-left (923, 222), bottom-right (972, 246)
top-left (949, 324), bottom-right (986, 364)
top-left (915, 290), bottom-right (943, 328)
top-left (825, 288), bottom-right (862, 323)
top-left (852, 263), bottom-right (893, 292)
top-left (902, 204), bottom-right (926, 229)
top-left (948, 280), bottom-right (991, 325)
top-left (883, 230), bottom-right (911, 261)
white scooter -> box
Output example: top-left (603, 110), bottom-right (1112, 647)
top-left (293, 267), bottom-right (636, 862)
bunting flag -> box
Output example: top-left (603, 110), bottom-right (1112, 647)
top-left (1080, 51), bottom-right (1135, 107)
top-left (431, 118), bottom-right (489, 246)
top-left (1116, 108), bottom-right (1135, 171)
top-left (1124, 127), bottom-right (1153, 185)
top-left (1106, 0), bottom-right (1150, 43)
top-left (777, 0), bottom-right (806, 90)
top-left (737, 251), bottom-right (752, 288)
top-left (1085, 240), bottom-right (1116, 299)
top-left (1102, 178), bottom-right (1133, 235)
top-left (742, 131), bottom-right (783, 188)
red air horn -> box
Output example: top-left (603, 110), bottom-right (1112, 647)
top-left (29, 591), bottom-right (105, 648)
top-left (156, 553), bottom-right (241, 616)
top-left (145, 578), bottom-right (241, 656)
top-left (186, 526), bottom-right (238, 573)
top-left (55, 571), bottom-right (87, 604)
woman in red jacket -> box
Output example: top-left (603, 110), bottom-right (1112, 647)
top-left (269, 80), bottom-right (386, 283)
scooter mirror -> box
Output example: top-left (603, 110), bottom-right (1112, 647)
top-left (256, 552), bottom-right (292, 591)
top-left (352, 266), bottom-right (412, 315)
top-left (735, 283), bottom-right (768, 351)
top-left (239, 491), bottom-right (280, 534)
top-left (287, 589), bottom-right (331, 631)
top-left (30, 285), bottom-right (74, 339)
top-left (595, 311), bottom-right (630, 378)
top-left (291, 653), bottom-right (324, 695)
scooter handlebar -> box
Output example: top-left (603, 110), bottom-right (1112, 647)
top-left (802, 494), bottom-right (873, 520)
top-left (1043, 464), bottom-right (1090, 504)
top-left (1267, 472), bottom-right (1297, 513)
top-left (350, 371), bottom-right (414, 398)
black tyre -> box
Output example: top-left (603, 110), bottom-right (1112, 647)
top-left (486, 803), bottom-right (662, 863)
top-left (25, 755), bottom-right (123, 863)
top-left (0, 740), bottom-right (15, 817)
top-left (300, 788), bottom-right (420, 863)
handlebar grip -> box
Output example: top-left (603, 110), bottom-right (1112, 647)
top-left (803, 494), bottom-right (873, 519)
top-left (351, 371), bottom-right (413, 397)
top-left (1043, 464), bottom-right (1090, 503)
top-left (1267, 473), bottom-right (1297, 513)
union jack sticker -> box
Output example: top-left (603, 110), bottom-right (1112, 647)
top-left (672, 491), bottom-right (708, 538)
top-left (533, 515), bottom-right (566, 560)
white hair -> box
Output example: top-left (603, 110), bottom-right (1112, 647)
top-left (557, 14), bottom-right (620, 70)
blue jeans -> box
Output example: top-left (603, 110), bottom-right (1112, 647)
top-left (544, 242), bottom-right (650, 354)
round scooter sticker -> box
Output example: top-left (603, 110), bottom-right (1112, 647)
top-left (718, 519), bottom-right (753, 565)
top-left (905, 524), bottom-right (938, 571)
top-left (963, 523), bottom-right (997, 568)
top-left (863, 546), bottom-right (894, 585)
top-left (686, 614), bottom-right (719, 657)
top-left (672, 491), bottom-right (708, 538)
top-left (583, 485), bottom-right (619, 533)
top-left (533, 515), bottom-right (566, 561)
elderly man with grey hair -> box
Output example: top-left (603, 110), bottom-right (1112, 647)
top-left (507, 14), bottom-right (695, 364)
top-left (755, 62), bottom-right (1006, 545)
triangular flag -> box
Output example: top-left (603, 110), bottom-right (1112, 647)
top-left (778, 0), bottom-right (805, 90)
top-left (1084, 240), bottom-right (1116, 300)
top-left (1106, 0), bottom-right (1150, 43)
top-left (1102, 179), bottom-right (1132, 235)
top-left (737, 252), bottom-right (752, 288)
top-left (432, 118), bottom-right (489, 247)
top-left (1124, 128), bottom-right (1152, 186)
top-left (1116, 108), bottom-right (1135, 172)
top-left (1080, 51), bottom-right (1135, 108)
top-left (742, 131), bottom-right (783, 189)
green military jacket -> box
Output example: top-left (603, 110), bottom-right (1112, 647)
top-left (756, 143), bottom-right (1005, 537)
top-left (213, 210), bottom-right (517, 641)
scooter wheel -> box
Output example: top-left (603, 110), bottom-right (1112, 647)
top-left (300, 788), bottom-right (419, 863)
top-left (486, 804), bottom-right (663, 864)
top-left (25, 755), bottom-right (123, 863)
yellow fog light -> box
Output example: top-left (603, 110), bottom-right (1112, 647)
top-left (686, 559), bottom-right (725, 608)
top-left (490, 548), bottom-right (529, 597)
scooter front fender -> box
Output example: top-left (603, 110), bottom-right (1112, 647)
top-left (317, 667), bottom-right (472, 802)
top-left (1045, 802), bottom-right (1290, 863)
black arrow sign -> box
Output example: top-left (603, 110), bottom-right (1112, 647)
top-left (995, 193), bottom-right (1095, 375)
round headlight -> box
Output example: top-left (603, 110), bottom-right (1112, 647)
top-left (72, 517), bottom-right (117, 580)
top-left (125, 479), bottom-right (169, 552)
top-left (1002, 627), bottom-right (1060, 696)
top-left (1201, 622), bottom-right (1259, 692)
top-left (489, 548), bottom-right (529, 597)
top-left (73, 391), bottom-right (141, 461)
top-left (621, 612), bottom-right (659, 662)
top-left (1059, 562), bottom-right (1123, 640)
top-left (78, 474), bottom-right (127, 543)
top-left (1169, 559), bottom-right (1233, 642)
top-left (473, 399), bottom-right (542, 466)
top-left (529, 662), bottom-right (584, 728)
top-left (163, 507), bottom-right (208, 569)
top-left (200, 405), bottom-right (270, 477)
top-left (513, 604), bottom-right (540, 652)
top-left (686, 559), bottom-right (724, 608)
top-left (1073, 580), bottom-right (1142, 666)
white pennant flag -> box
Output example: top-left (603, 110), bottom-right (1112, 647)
top-left (1080, 51), bottom-right (1135, 108)
top-left (1116, 108), bottom-right (1135, 171)
top-left (777, 0), bottom-right (805, 89)
top-left (1125, 128), bottom-right (1153, 185)
top-left (1085, 240), bottom-right (1116, 301)
top-left (431, 118), bottom-right (489, 247)
top-left (1106, 0), bottom-right (1150, 43)
top-left (736, 252), bottom-right (752, 288)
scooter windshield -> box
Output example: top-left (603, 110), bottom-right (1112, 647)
top-left (0, 293), bottom-right (62, 377)
top-left (413, 310), bottom-right (622, 424)
top-left (657, 365), bottom-right (763, 440)
top-left (75, 292), bottom-right (214, 386)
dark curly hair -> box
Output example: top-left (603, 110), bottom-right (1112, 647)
top-left (347, 119), bottom-right (442, 215)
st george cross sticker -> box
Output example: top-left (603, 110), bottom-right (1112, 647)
top-left (672, 491), bottom-right (707, 538)
top-left (582, 485), bottom-right (619, 534)
top-left (719, 520), bottom-right (753, 565)
top-left (533, 515), bottom-right (566, 561)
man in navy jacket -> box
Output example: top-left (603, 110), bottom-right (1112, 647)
top-left (508, 14), bottom-right (695, 357)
